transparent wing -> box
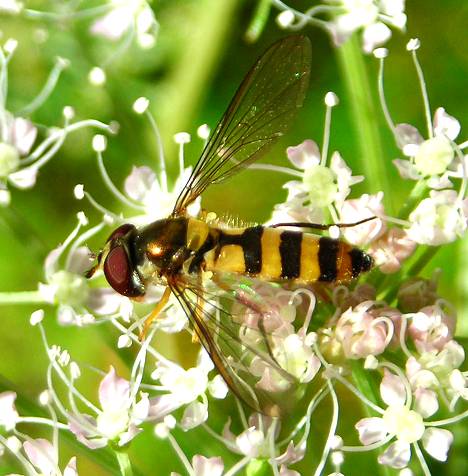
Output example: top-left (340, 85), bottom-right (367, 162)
top-left (173, 35), bottom-right (311, 215)
top-left (168, 274), bottom-right (306, 416)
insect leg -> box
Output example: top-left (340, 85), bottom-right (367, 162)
top-left (139, 286), bottom-right (172, 340)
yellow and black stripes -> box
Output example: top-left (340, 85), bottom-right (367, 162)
top-left (137, 217), bottom-right (372, 284)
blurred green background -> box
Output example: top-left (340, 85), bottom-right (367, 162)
top-left (0, 0), bottom-right (467, 474)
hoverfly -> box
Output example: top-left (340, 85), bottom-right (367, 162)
top-left (87, 36), bottom-right (372, 416)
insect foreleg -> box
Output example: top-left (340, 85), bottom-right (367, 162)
top-left (139, 286), bottom-right (172, 340)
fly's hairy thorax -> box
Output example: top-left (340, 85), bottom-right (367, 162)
top-left (133, 217), bottom-right (372, 286)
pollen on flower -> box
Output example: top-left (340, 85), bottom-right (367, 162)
top-left (406, 38), bottom-right (421, 51)
top-left (92, 134), bottom-right (107, 152)
top-left (63, 106), bottom-right (75, 120)
top-left (174, 132), bottom-right (191, 144)
top-left (30, 309), bottom-right (45, 326)
top-left (88, 66), bottom-right (106, 86)
top-left (39, 390), bottom-right (51, 406)
top-left (197, 124), bottom-right (210, 140)
top-left (373, 47), bottom-right (388, 58)
top-left (74, 184), bottom-right (85, 200)
top-left (133, 97), bottom-right (150, 114)
top-left (325, 91), bottom-right (339, 107)
top-left (276, 10), bottom-right (295, 28)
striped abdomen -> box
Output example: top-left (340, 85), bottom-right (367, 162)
top-left (198, 223), bottom-right (372, 283)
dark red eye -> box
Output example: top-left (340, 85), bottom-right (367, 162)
top-left (103, 245), bottom-right (144, 297)
top-left (106, 223), bottom-right (136, 243)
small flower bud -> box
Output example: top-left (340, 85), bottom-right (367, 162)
top-left (92, 134), bottom-right (107, 152)
top-left (329, 225), bottom-right (340, 239)
top-left (103, 213), bottom-right (115, 225)
top-left (30, 309), bottom-right (44, 326)
top-left (56, 56), bottom-right (70, 69)
top-left (330, 435), bottom-right (343, 450)
top-left (197, 124), bottom-right (210, 140)
top-left (406, 38), bottom-right (421, 51)
top-left (276, 10), bottom-right (295, 28)
top-left (109, 121), bottom-right (120, 134)
top-left (74, 184), bottom-right (85, 200)
top-left (88, 67), bottom-right (106, 86)
top-left (325, 91), bottom-right (339, 107)
top-left (174, 132), bottom-right (191, 144)
top-left (0, 189), bottom-right (11, 206)
top-left (133, 97), bottom-right (150, 114)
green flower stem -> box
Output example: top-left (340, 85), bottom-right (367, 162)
top-left (397, 179), bottom-right (428, 220)
top-left (115, 450), bottom-right (134, 476)
top-left (349, 361), bottom-right (391, 476)
top-left (406, 245), bottom-right (440, 277)
top-left (336, 36), bottom-right (391, 213)
top-left (0, 290), bottom-right (45, 304)
top-left (244, 0), bottom-right (272, 43)
top-left (156, 0), bottom-right (241, 164)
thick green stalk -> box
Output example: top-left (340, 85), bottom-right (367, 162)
top-left (244, 0), bottom-right (272, 43)
top-left (336, 36), bottom-right (391, 212)
top-left (115, 450), bottom-right (134, 476)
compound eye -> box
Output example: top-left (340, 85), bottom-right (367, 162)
top-left (103, 245), bottom-right (142, 297)
top-left (106, 223), bottom-right (136, 243)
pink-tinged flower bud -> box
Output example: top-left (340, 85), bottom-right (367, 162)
top-left (334, 301), bottom-right (400, 359)
top-left (369, 228), bottom-right (416, 274)
top-left (397, 276), bottom-right (439, 313)
top-left (408, 303), bottom-right (456, 353)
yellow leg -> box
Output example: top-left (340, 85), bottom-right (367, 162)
top-left (139, 287), bottom-right (172, 341)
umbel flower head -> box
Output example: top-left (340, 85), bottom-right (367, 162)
top-left (0, 39), bottom-right (115, 205)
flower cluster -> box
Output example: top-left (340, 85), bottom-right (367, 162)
top-left (273, 0), bottom-right (406, 53)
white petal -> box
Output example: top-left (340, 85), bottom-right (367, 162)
top-left (236, 427), bottom-right (265, 457)
top-left (11, 117), bottom-right (37, 156)
top-left (286, 140), bottom-right (320, 169)
top-left (23, 439), bottom-right (58, 474)
top-left (64, 457), bottom-right (78, 476)
top-left (422, 428), bottom-right (453, 461)
top-left (192, 455), bottom-right (224, 476)
top-left (394, 124), bottom-right (424, 150)
top-left (67, 246), bottom-right (94, 274)
top-left (8, 167), bottom-right (38, 189)
top-left (180, 402), bottom-right (208, 431)
top-left (414, 388), bottom-right (438, 418)
top-left (124, 166), bottom-right (157, 202)
top-left (380, 369), bottom-right (407, 406)
top-left (362, 22), bottom-right (392, 53)
top-left (99, 367), bottom-right (130, 412)
top-left (377, 441), bottom-right (411, 469)
top-left (433, 107), bottom-right (461, 141)
top-left (355, 417), bottom-right (387, 445)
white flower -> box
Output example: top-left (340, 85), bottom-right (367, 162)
top-left (356, 369), bottom-right (453, 469)
top-left (69, 366), bottom-right (149, 448)
top-left (171, 455), bottom-right (224, 476)
top-left (407, 189), bottom-right (467, 245)
top-left (393, 107), bottom-right (461, 184)
top-left (332, 0), bottom-right (406, 53)
top-left (124, 165), bottom-right (201, 223)
top-left (90, 0), bottom-right (158, 48)
top-left (39, 219), bottom-right (128, 325)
